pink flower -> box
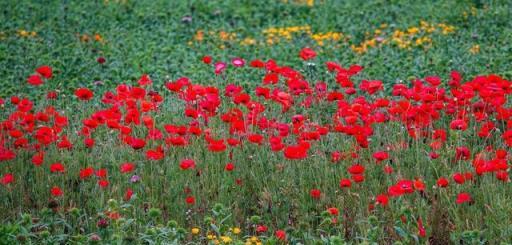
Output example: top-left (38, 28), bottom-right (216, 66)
top-left (214, 62), bottom-right (227, 75)
top-left (232, 57), bottom-right (245, 67)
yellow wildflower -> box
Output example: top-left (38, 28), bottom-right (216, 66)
top-left (220, 236), bottom-right (232, 243)
top-left (469, 44), bottom-right (480, 54)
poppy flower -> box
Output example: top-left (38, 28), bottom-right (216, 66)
top-left (351, 174), bottom-right (365, 183)
top-left (202, 55), bottom-right (212, 64)
top-left (97, 57), bottom-right (106, 64)
top-left (275, 230), bottom-right (286, 241)
top-left (450, 119), bottom-right (467, 131)
top-left (120, 162), bottom-right (135, 173)
top-left (256, 225), bottom-right (268, 233)
top-left (383, 165), bottom-right (393, 174)
top-left (124, 188), bottom-right (134, 201)
top-left (27, 74), bottom-right (43, 86)
top-left (50, 162), bottom-right (65, 173)
top-left (225, 162), bottom-right (235, 171)
top-left (250, 59), bottom-right (265, 68)
top-left (456, 192), bottom-right (472, 204)
top-left (138, 74), bottom-right (152, 86)
top-left (95, 169), bottom-right (107, 178)
top-left (372, 151), bottom-right (389, 163)
top-left (146, 146), bottom-right (164, 160)
top-left (339, 178), bottom-right (352, 188)
top-left (284, 144), bottom-right (309, 160)
top-left (129, 138), bottom-right (146, 150)
top-left (35, 65), bottom-right (52, 79)
top-left (327, 207), bottom-right (339, 216)
top-left (180, 159), bottom-right (196, 170)
top-left (299, 47), bottom-right (317, 60)
top-left (348, 164), bottom-right (365, 175)
top-left (208, 141), bottom-right (227, 152)
top-left (455, 146), bottom-right (471, 161)
top-left (75, 88), bottom-right (94, 101)
top-left (1, 173), bottom-right (14, 185)
top-left (185, 196), bottom-right (195, 205)
top-left (79, 167), bottom-right (94, 179)
top-left (417, 217), bottom-right (426, 237)
top-left (31, 151), bottom-right (44, 166)
top-left (453, 173), bottom-right (465, 184)
top-left (310, 189), bottom-right (321, 199)
top-left (50, 186), bottom-right (63, 197)
top-left (84, 138), bottom-right (95, 148)
top-left (436, 177), bottom-right (449, 187)
top-left (376, 194), bottom-right (389, 206)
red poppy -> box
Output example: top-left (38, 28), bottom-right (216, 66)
top-left (124, 188), bottom-right (134, 201)
top-left (75, 88), bottom-right (94, 101)
top-left (348, 164), bottom-right (365, 175)
top-left (51, 186), bottom-right (63, 197)
top-left (138, 74), bottom-right (152, 86)
top-left (79, 167), bottom-right (94, 179)
top-left (256, 225), bottom-right (268, 233)
top-left (180, 159), bottom-right (196, 170)
top-left (417, 217), bottom-right (426, 237)
top-left (1, 173), bottom-right (14, 185)
top-left (27, 74), bottom-right (43, 86)
top-left (98, 179), bottom-right (109, 188)
top-left (225, 162), bottom-right (235, 171)
top-left (120, 162), bottom-right (135, 173)
top-left (456, 192), bottom-right (472, 204)
top-left (185, 196), bottom-right (195, 205)
top-left (372, 151), bottom-right (389, 163)
top-left (202, 55), bottom-right (212, 64)
top-left (283, 143), bottom-right (309, 160)
top-left (50, 162), bottom-right (65, 173)
top-left (275, 230), bottom-right (286, 241)
top-left (36, 65), bottom-right (52, 79)
top-left (339, 178), bottom-right (352, 188)
top-left (299, 47), bottom-right (317, 60)
top-left (327, 207), bottom-right (339, 216)
top-left (310, 189), bottom-right (321, 199)
top-left (376, 194), bottom-right (389, 206)
top-left (436, 177), bottom-right (449, 187)
top-left (146, 146), bottom-right (164, 160)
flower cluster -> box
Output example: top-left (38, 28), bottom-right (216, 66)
top-left (0, 46), bottom-right (510, 243)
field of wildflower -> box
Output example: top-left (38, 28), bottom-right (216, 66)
top-left (1, 0), bottom-right (512, 244)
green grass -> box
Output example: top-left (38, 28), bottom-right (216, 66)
top-left (1, 0), bottom-right (511, 98)
top-left (1, 0), bottom-right (512, 244)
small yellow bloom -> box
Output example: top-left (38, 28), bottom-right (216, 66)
top-left (470, 44), bottom-right (480, 54)
top-left (191, 227), bottom-right (200, 235)
top-left (18, 30), bottom-right (28, 37)
top-left (232, 227), bottom-right (241, 234)
top-left (220, 236), bottom-right (232, 243)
